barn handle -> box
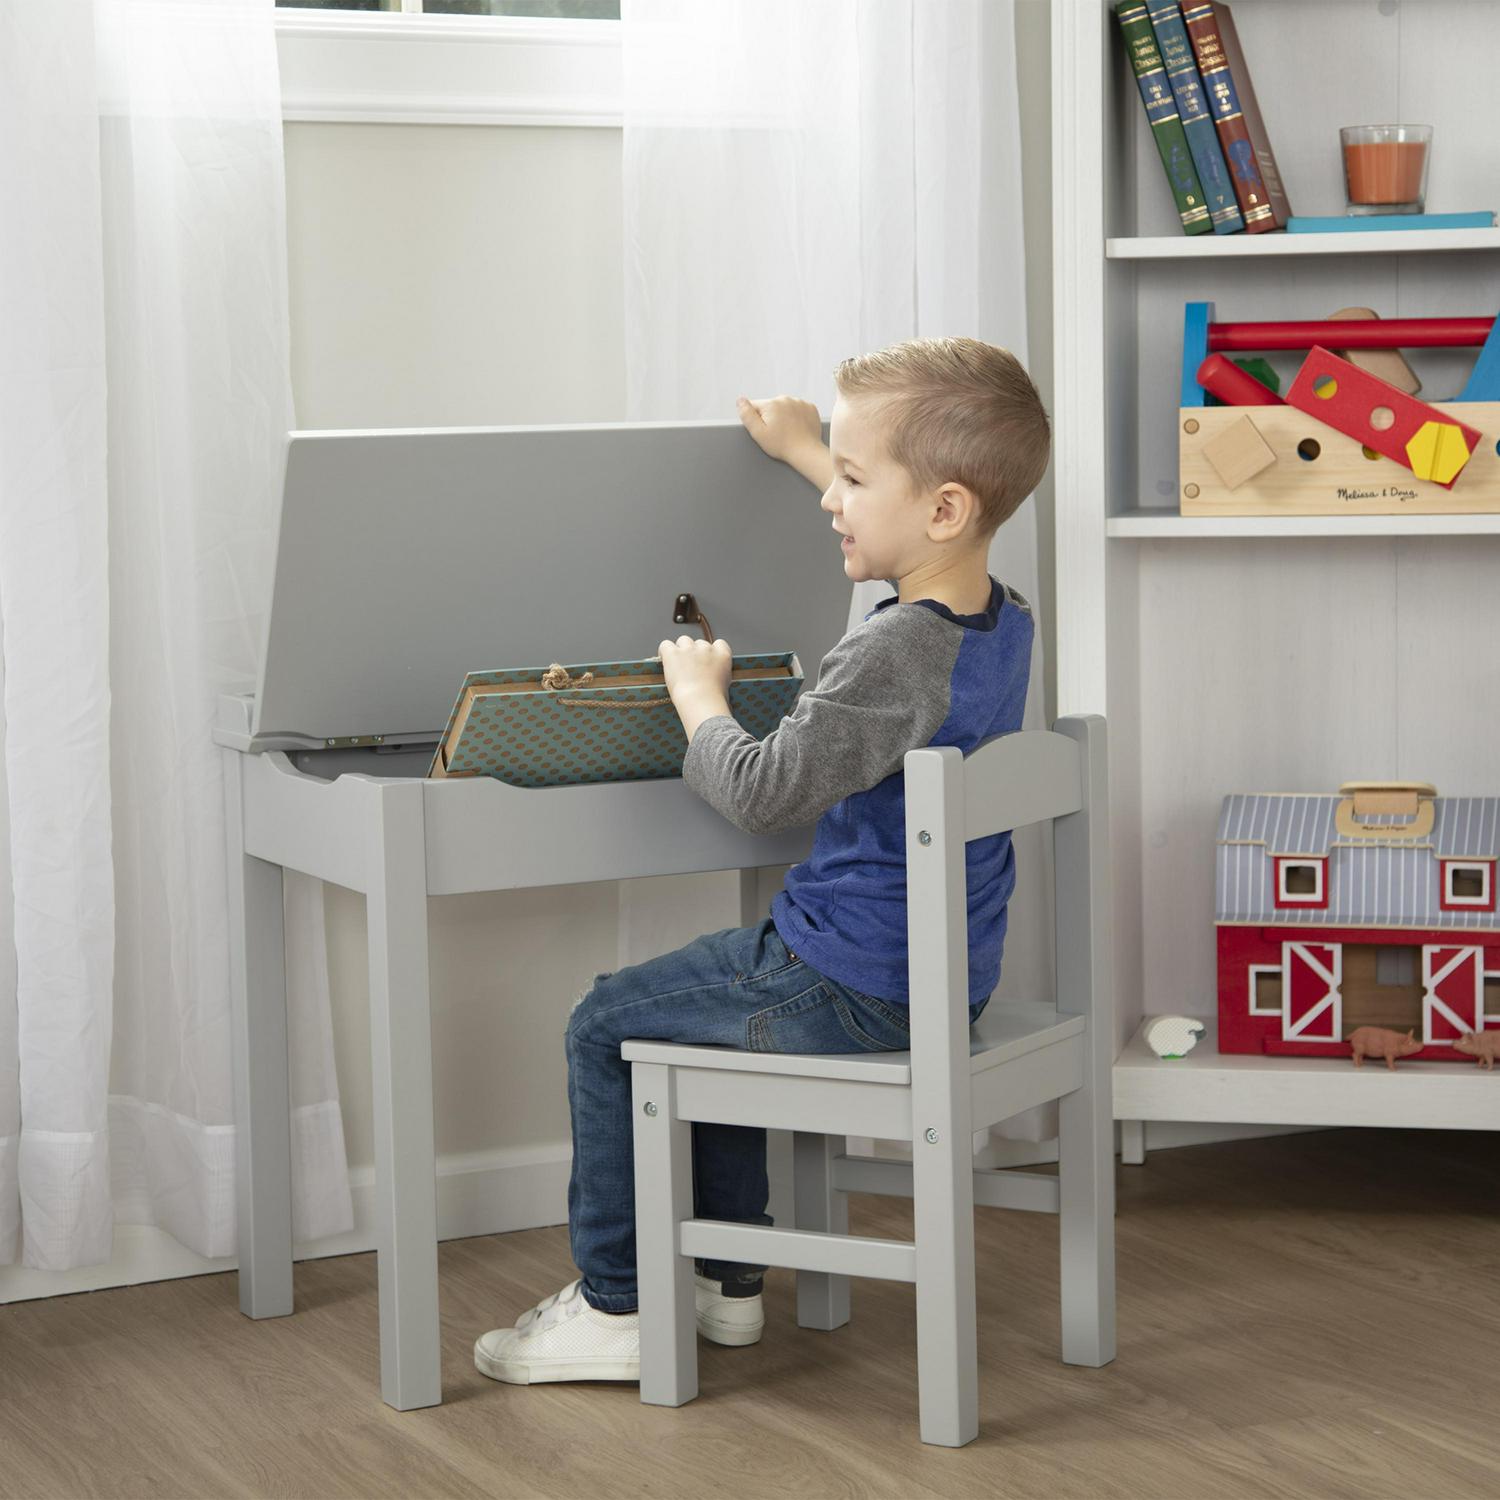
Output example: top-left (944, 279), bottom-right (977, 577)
top-left (1336, 781), bottom-right (1438, 839)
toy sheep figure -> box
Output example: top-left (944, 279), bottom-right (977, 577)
top-left (1452, 1030), bottom-right (1500, 1070)
top-left (1144, 1016), bottom-right (1206, 1059)
top-left (1347, 1026), bottom-right (1422, 1070)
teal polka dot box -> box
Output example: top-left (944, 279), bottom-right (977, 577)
top-left (427, 653), bottom-right (803, 787)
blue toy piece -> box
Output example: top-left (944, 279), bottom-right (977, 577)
top-left (1458, 313), bottom-right (1500, 401)
top-left (1181, 301), bottom-right (1213, 406)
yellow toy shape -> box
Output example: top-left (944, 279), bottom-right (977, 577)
top-left (1405, 420), bottom-right (1473, 485)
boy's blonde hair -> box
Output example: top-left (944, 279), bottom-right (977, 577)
top-left (833, 336), bottom-right (1050, 535)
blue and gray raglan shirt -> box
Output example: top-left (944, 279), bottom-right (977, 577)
top-left (682, 575), bottom-right (1033, 1007)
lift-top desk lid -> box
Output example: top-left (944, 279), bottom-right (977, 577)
top-left (247, 421), bottom-right (858, 752)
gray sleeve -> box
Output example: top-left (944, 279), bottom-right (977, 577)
top-left (681, 608), bottom-right (960, 835)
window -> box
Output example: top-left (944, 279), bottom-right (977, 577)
top-left (1274, 856), bottom-right (1327, 909)
top-left (277, 2), bottom-right (620, 15)
top-left (1374, 946), bottom-right (1415, 987)
top-left (1440, 859), bottom-right (1495, 912)
top-left (1248, 964), bottom-right (1282, 1017)
top-left (275, 0), bottom-right (623, 128)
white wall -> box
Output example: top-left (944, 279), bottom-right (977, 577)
top-left (285, 123), bottom-right (626, 432)
top-left (282, 1), bottom-right (1057, 1192)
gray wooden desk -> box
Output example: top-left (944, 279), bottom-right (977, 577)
top-left (213, 421), bottom-right (850, 1410)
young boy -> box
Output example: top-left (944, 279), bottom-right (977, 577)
top-left (475, 335), bottom-right (1050, 1385)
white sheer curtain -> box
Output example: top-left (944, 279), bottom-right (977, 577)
top-left (620, 0), bottom-right (1055, 1137)
top-left (0, 0), bottom-right (350, 1273)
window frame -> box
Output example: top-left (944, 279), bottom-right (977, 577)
top-left (1439, 857), bottom-right (1496, 912)
top-left (275, 8), bottom-right (623, 128)
top-left (1273, 855), bottom-right (1328, 910)
top-left (1247, 962), bottom-right (1283, 1017)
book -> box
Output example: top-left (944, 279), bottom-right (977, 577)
top-left (1286, 211), bottom-right (1496, 234)
top-left (1180, 1), bottom-right (1276, 232)
top-left (1115, 1), bottom-right (1212, 236)
top-left (1146, 1), bottom-right (1243, 234)
top-left (1211, 2), bottom-right (1292, 229)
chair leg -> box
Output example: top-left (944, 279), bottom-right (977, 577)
top-left (911, 1132), bottom-right (978, 1447)
top-left (766, 1128), bottom-right (796, 1231)
top-left (1058, 1063), bottom-right (1117, 1367)
top-left (792, 1133), bottom-right (849, 1330)
top-left (632, 1062), bottom-right (698, 1407)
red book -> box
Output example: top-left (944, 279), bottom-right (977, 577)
top-left (1212, 2), bottom-right (1292, 228)
top-left (1179, 3), bottom-right (1276, 232)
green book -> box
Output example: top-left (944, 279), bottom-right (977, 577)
top-left (1115, 1), bottom-right (1212, 235)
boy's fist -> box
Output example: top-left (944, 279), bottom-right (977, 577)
top-left (737, 395), bottom-right (821, 465)
top-left (658, 634), bottom-right (732, 703)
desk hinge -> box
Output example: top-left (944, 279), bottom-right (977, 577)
top-left (322, 734), bottom-right (386, 748)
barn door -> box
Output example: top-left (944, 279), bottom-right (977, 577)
top-left (1422, 946), bottom-right (1483, 1045)
top-left (1281, 942), bottom-right (1342, 1042)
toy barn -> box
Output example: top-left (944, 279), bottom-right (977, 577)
top-left (1216, 782), bottom-right (1500, 1058)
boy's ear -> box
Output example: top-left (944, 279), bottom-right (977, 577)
top-left (928, 481), bottom-right (982, 541)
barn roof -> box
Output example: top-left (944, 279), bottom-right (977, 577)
top-left (1215, 793), bottom-right (1500, 928)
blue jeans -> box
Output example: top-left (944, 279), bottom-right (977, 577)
top-left (564, 916), bottom-right (984, 1312)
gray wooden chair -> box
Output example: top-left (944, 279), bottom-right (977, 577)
top-left (624, 715), bottom-right (1115, 1447)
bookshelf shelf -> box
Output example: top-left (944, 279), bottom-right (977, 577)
top-left (1113, 1019), bottom-right (1498, 1135)
top-left (1053, 1), bottom-right (1500, 1149)
top-left (1105, 509), bottom-right (1500, 539)
top-left (1106, 228), bottom-right (1500, 259)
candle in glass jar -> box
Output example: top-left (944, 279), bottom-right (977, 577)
top-left (1340, 125), bottom-right (1432, 215)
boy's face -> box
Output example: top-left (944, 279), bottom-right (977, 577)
top-left (822, 394), bottom-right (935, 584)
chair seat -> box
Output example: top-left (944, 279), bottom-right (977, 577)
top-left (620, 1000), bottom-right (1084, 1086)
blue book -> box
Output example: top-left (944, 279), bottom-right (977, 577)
top-left (1286, 212), bottom-right (1496, 234)
top-left (1146, 1), bottom-right (1243, 233)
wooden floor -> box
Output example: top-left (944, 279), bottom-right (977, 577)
top-left (3, 1128), bottom-right (1499, 1500)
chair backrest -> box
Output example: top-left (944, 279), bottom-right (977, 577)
top-left (900, 716), bottom-right (1112, 1129)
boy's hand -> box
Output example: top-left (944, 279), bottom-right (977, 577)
top-left (737, 395), bottom-right (820, 463)
top-left (659, 635), bottom-right (733, 741)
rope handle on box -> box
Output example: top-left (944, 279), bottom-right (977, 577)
top-left (542, 662), bottom-right (670, 709)
top-left (540, 592), bottom-right (712, 708)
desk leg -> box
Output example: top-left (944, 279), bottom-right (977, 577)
top-left (367, 783), bottom-right (441, 1411)
top-left (223, 750), bottom-right (294, 1320)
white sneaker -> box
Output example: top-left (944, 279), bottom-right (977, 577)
top-left (474, 1275), bottom-right (765, 1384)
top-left (474, 1280), bottom-right (640, 1385)
top-left (694, 1273), bottom-right (764, 1347)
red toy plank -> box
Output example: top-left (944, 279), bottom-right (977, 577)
top-left (1210, 317), bottom-right (1494, 352)
top-left (1196, 354), bottom-right (1285, 406)
top-left (1284, 346), bottom-right (1482, 487)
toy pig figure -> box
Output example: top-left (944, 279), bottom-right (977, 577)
top-left (1452, 1030), bottom-right (1500, 1070)
top-left (1347, 1026), bottom-right (1422, 1070)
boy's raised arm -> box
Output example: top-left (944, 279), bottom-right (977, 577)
top-left (737, 394), bottom-right (834, 492)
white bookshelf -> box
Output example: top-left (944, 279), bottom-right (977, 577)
top-left (1052, 0), bottom-right (1500, 1142)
